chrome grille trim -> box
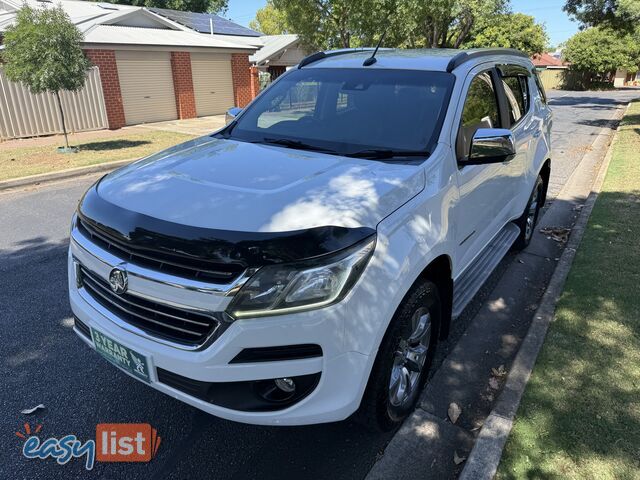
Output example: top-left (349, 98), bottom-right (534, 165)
top-left (82, 270), bottom-right (210, 329)
top-left (71, 224), bottom-right (253, 297)
top-left (70, 222), bottom-right (249, 350)
top-left (79, 265), bottom-right (220, 345)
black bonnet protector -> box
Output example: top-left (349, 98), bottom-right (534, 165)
top-left (78, 185), bottom-right (375, 269)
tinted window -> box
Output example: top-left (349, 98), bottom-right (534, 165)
top-left (257, 80), bottom-right (319, 129)
top-left (224, 68), bottom-right (455, 156)
top-left (457, 71), bottom-right (500, 159)
top-left (502, 75), bottom-right (529, 125)
top-left (533, 71), bottom-right (547, 104)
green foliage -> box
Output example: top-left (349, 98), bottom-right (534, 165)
top-left (496, 100), bottom-right (640, 480)
top-left (271, 0), bottom-right (361, 49)
top-left (271, 0), bottom-right (510, 51)
top-left (2, 5), bottom-right (89, 95)
top-left (463, 13), bottom-right (549, 55)
top-left (249, 0), bottom-right (290, 34)
top-left (384, 0), bottom-right (509, 49)
top-left (564, 0), bottom-right (640, 30)
top-left (89, 0), bottom-right (228, 14)
top-left (563, 27), bottom-right (640, 75)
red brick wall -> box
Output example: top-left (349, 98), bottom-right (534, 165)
top-left (231, 54), bottom-right (259, 108)
top-left (84, 49), bottom-right (126, 130)
top-left (170, 52), bottom-right (197, 119)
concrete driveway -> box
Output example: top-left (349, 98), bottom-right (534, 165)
top-left (136, 114), bottom-right (227, 136)
top-left (0, 89), bottom-right (637, 480)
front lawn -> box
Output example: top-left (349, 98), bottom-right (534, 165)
top-left (0, 130), bottom-right (195, 181)
top-left (496, 100), bottom-right (640, 479)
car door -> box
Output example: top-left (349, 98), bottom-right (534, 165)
top-left (453, 67), bottom-right (514, 271)
top-left (496, 64), bottom-right (539, 218)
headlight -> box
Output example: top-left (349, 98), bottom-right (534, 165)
top-left (227, 236), bottom-right (376, 319)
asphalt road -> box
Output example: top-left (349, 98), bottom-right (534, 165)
top-left (1, 89), bottom-right (637, 480)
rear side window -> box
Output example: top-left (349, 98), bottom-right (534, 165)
top-left (533, 71), bottom-right (547, 104)
top-left (457, 71), bottom-right (500, 159)
top-left (501, 75), bottom-right (529, 126)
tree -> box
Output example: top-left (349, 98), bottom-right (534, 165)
top-left (249, 0), bottom-right (290, 34)
top-left (463, 13), bottom-right (549, 56)
top-left (271, 0), bottom-right (508, 51)
top-left (389, 0), bottom-right (509, 49)
top-left (2, 5), bottom-right (90, 150)
top-left (563, 27), bottom-right (640, 81)
top-left (271, 0), bottom-right (363, 50)
top-left (90, 0), bottom-right (228, 14)
top-left (564, 0), bottom-right (640, 30)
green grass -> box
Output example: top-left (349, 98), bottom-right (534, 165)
top-left (496, 100), bottom-right (640, 479)
top-left (0, 130), bottom-right (195, 181)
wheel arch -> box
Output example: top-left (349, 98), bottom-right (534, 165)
top-left (416, 254), bottom-right (453, 339)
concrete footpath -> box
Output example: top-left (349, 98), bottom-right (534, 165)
top-left (366, 102), bottom-right (629, 480)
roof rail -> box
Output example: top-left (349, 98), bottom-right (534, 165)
top-left (298, 48), bottom-right (375, 69)
top-left (446, 48), bottom-right (529, 73)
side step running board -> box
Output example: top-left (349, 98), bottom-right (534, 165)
top-left (452, 223), bottom-right (520, 318)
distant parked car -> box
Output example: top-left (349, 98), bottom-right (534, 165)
top-left (69, 48), bottom-right (552, 431)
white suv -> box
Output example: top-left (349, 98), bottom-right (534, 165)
top-left (69, 48), bottom-right (551, 431)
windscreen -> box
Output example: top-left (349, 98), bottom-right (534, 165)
top-left (223, 68), bottom-right (455, 157)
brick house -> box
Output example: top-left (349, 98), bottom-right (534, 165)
top-left (0, 0), bottom-right (260, 129)
top-left (147, 9), bottom-right (307, 82)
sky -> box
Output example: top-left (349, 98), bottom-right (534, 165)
top-left (226, 0), bottom-right (580, 48)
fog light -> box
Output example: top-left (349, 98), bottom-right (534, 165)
top-left (274, 377), bottom-right (296, 393)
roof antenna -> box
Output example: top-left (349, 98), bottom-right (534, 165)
top-left (363, 29), bottom-right (387, 66)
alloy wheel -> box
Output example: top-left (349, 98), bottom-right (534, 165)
top-left (525, 185), bottom-right (542, 241)
top-left (388, 307), bottom-right (432, 408)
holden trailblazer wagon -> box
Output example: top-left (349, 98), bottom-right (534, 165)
top-left (69, 48), bottom-right (552, 431)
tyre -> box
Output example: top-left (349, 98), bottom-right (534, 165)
top-left (356, 280), bottom-right (441, 432)
top-left (513, 175), bottom-right (544, 250)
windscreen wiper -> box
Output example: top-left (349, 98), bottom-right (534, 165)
top-left (261, 137), bottom-right (337, 154)
top-left (345, 149), bottom-right (430, 160)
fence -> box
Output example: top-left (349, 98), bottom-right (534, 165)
top-left (0, 66), bottom-right (108, 140)
top-left (537, 68), bottom-right (608, 91)
top-left (538, 69), bottom-right (565, 91)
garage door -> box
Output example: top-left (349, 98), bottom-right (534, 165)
top-left (116, 51), bottom-right (177, 125)
top-left (191, 53), bottom-right (235, 117)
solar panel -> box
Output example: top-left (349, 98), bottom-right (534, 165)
top-left (149, 7), bottom-right (261, 37)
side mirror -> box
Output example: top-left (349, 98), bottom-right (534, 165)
top-left (225, 107), bottom-right (242, 124)
top-left (465, 128), bottom-right (516, 165)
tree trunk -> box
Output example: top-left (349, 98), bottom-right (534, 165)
top-left (431, 25), bottom-right (438, 48)
top-left (454, 18), bottom-right (474, 48)
top-left (54, 90), bottom-right (70, 150)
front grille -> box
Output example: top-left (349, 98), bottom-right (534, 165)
top-left (77, 218), bottom-right (244, 284)
top-left (79, 266), bottom-right (219, 346)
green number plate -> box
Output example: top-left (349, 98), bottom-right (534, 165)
top-left (91, 328), bottom-right (151, 383)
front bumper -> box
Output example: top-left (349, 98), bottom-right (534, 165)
top-left (68, 241), bottom-right (372, 426)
